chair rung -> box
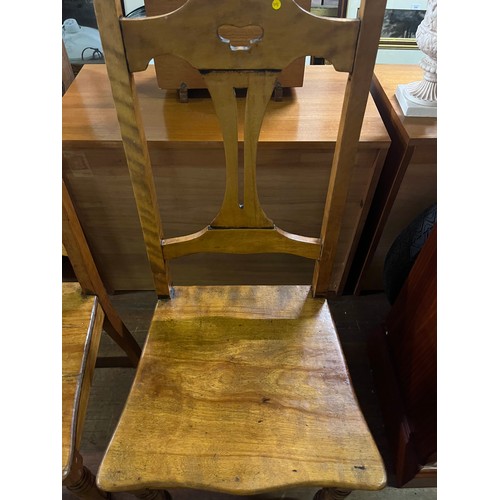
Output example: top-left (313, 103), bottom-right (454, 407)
top-left (162, 226), bottom-right (321, 260)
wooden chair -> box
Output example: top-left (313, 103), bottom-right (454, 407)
top-left (62, 179), bottom-right (142, 498)
top-left (93, 0), bottom-right (387, 498)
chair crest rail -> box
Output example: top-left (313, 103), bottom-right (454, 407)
top-left (120, 0), bottom-right (360, 73)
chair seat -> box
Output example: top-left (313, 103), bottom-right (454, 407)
top-left (97, 285), bottom-right (386, 494)
top-left (62, 282), bottom-right (104, 480)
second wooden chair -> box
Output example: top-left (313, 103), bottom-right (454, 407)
top-left (62, 179), bottom-right (142, 498)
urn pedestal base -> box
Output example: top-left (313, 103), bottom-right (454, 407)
top-left (395, 84), bottom-right (437, 117)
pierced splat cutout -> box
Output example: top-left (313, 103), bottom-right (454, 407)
top-left (217, 25), bottom-right (264, 52)
top-left (205, 70), bottom-right (276, 229)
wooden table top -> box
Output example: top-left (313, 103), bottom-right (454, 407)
top-left (62, 64), bottom-right (389, 148)
top-left (372, 64), bottom-right (437, 145)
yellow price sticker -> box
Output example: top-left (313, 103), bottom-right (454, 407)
top-left (272, 0), bottom-right (281, 10)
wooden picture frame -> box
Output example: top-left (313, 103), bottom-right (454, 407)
top-left (379, 7), bottom-right (426, 48)
top-left (347, 0), bottom-right (428, 50)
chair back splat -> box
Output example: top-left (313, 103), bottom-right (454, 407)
top-left (94, 0), bottom-right (386, 297)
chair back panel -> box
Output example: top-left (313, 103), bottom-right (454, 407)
top-left (94, 0), bottom-right (386, 297)
top-left (120, 0), bottom-right (360, 73)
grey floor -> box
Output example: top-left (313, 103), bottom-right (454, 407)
top-left (63, 292), bottom-right (436, 500)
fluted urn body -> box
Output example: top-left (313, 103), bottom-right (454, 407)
top-left (395, 0), bottom-right (437, 116)
top-left (404, 0), bottom-right (437, 106)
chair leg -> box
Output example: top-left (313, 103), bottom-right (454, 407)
top-left (132, 489), bottom-right (172, 500)
top-left (313, 488), bottom-right (352, 500)
top-left (63, 451), bottom-right (109, 499)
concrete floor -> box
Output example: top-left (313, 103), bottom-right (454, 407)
top-left (63, 292), bottom-right (436, 500)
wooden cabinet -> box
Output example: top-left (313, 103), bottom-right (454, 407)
top-left (369, 226), bottom-right (437, 487)
top-left (62, 64), bottom-right (389, 292)
top-left (345, 64), bottom-right (437, 293)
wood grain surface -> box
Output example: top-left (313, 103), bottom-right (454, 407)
top-left (371, 65), bottom-right (437, 144)
top-left (97, 285), bottom-right (386, 494)
top-left (95, 0), bottom-right (172, 297)
top-left (62, 283), bottom-right (104, 481)
top-left (62, 65), bottom-right (389, 146)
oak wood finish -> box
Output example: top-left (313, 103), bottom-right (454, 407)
top-left (63, 180), bottom-right (142, 366)
top-left (368, 226), bottom-right (436, 487)
top-left (97, 285), bottom-right (386, 494)
top-left (62, 283), bottom-right (104, 482)
top-left (345, 64), bottom-right (437, 293)
top-left (62, 62), bottom-right (389, 292)
top-left (144, 0), bottom-right (311, 90)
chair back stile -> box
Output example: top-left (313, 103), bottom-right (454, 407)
top-left (94, 0), bottom-right (386, 298)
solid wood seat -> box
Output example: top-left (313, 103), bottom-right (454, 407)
top-left (62, 282), bottom-right (104, 481)
top-left (98, 285), bottom-right (385, 494)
